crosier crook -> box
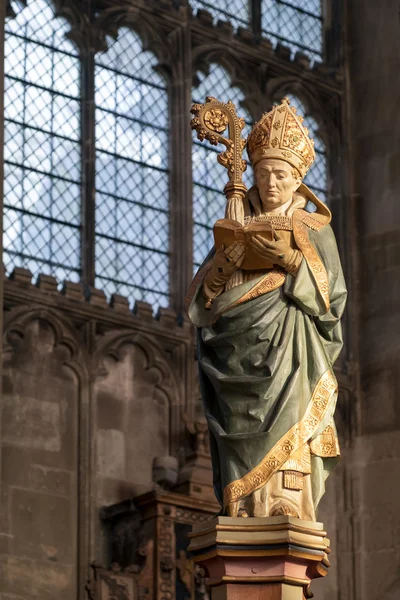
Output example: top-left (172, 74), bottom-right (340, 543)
top-left (190, 97), bottom-right (248, 289)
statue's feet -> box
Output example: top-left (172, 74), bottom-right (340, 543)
top-left (238, 509), bottom-right (249, 518)
top-left (270, 503), bottom-right (299, 518)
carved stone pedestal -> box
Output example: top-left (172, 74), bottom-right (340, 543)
top-left (188, 516), bottom-right (331, 600)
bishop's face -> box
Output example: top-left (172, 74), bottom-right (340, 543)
top-left (254, 158), bottom-right (301, 212)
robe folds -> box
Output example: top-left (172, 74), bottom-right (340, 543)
top-left (187, 209), bottom-right (347, 513)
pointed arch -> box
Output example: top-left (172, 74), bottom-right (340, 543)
top-left (94, 26), bottom-right (170, 310)
top-left (3, 0), bottom-right (81, 283)
top-left (192, 45), bottom-right (259, 119)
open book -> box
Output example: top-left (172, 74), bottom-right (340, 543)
top-left (213, 218), bottom-right (274, 270)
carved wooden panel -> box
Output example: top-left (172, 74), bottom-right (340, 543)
top-left (102, 491), bottom-right (217, 600)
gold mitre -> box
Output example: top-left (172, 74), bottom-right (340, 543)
top-left (247, 97), bottom-right (315, 177)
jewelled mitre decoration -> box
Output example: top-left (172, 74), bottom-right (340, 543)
top-left (247, 97), bottom-right (315, 177)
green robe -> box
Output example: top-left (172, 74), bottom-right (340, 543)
top-left (188, 218), bottom-right (347, 512)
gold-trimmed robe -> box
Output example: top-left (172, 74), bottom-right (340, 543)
top-left (187, 209), bottom-right (347, 513)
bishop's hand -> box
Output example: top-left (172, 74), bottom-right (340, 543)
top-left (203, 242), bottom-right (245, 304)
top-left (249, 230), bottom-right (302, 275)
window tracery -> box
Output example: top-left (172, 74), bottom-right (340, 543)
top-left (4, 0), bottom-right (81, 282)
top-left (94, 27), bottom-right (170, 308)
top-left (261, 0), bottom-right (323, 63)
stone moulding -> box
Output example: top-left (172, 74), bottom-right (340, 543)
top-left (188, 515), bottom-right (331, 596)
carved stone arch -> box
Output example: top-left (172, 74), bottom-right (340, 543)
top-left (41, 0), bottom-right (89, 53)
top-left (4, 305), bottom-right (89, 379)
top-left (93, 329), bottom-right (184, 508)
top-left (266, 78), bottom-right (338, 158)
top-left (95, 330), bottom-right (181, 421)
top-left (6, 0), bottom-right (28, 19)
top-left (5, 0), bottom-right (83, 52)
top-left (2, 305), bottom-right (92, 599)
top-left (192, 45), bottom-right (259, 122)
top-left (93, 4), bottom-right (174, 83)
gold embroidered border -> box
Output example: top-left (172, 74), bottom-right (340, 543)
top-left (293, 212), bottom-right (330, 311)
top-left (281, 442), bottom-right (311, 474)
top-left (235, 269), bottom-right (285, 305)
top-left (223, 370), bottom-right (337, 506)
top-left (299, 212), bottom-right (325, 232)
top-left (244, 214), bottom-right (293, 230)
top-left (184, 261), bottom-right (212, 313)
top-left (310, 423), bottom-right (340, 458)
top-left (215, 269), bottom-right (286, 319)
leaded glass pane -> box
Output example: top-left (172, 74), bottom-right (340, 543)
top-left (192, 64), bottom-right (253, 269)
top-left (190, 0), bottom-right (250, 31)
top-left (262, 0), bottom-right (323, 63)
top-left (4, 0), bottom-right (81, 282)
top-left (285, 95), bottom-right (327, 206)
top-left (95, 28), bottom-right (169, 309)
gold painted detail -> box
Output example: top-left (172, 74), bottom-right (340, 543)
top-left (247, 97), bottom-right (315, 177)
top-left (299, 211), bottom-right (326, 232)
top-left (235, 269), bottom-right (285, 306)
top-left (281, 442), bottom-right (311, 474)
top-left (283, 471), bottom-right (304, 491)
top-left (204, 108), bottom-right (229, 133)
top-left (310, 424), bottom-right (340, 458)
top-left (223, 370), bottom-right (337, 506)
top-left (215, 270), bottom-right (285, 320)
top-left (191, 97), bottom-right (247, 184)
top-left (243, 214), bottom-right (293, 230)
top-left (293, 211), bottom-right (330, 311)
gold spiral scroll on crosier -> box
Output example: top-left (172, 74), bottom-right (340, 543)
top-left (190, 97), bottom-right (248, 225)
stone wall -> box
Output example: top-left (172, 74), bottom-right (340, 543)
top-left (347, 0), bottom-right (400, 597)
top-left (0, 271), bottom-right (194, 600)
top-left (1, 316), bottom-right (80, 599)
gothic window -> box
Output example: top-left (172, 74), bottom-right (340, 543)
top-left (286, 94), bottom-right (327, 204)
top-left (262, 1), bottom-right (323, 63)
top-left (3, 0), bottom-right (81, 282)
top-left (190, 0), bottom-right (251, 31)
top-left (192, 64), bottom-right (253, 269)
top-left (95, 28), bottom-right (170, 308)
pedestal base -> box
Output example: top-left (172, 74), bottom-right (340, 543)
top-left (188, 516), bottom-right (330, 600)
top-left (213, 583), bottom-right (307, 600)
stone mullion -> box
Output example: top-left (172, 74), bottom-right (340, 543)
top-left (81, 45), bottom-right (96, 287)
top-left (0, 0), bottom-right (6, 495)
top-left (251, 0), bottom-right (262, 40)
top-left (168, 23), bottom-right (193, 316)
